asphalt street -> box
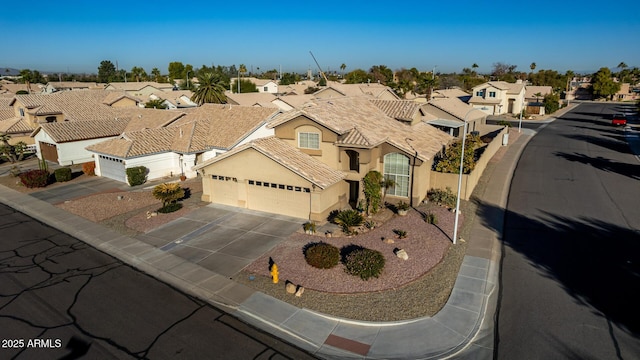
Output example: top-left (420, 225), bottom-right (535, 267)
top-left (495, 103), bottom-right (640, 359)
top-left (0, 203), bottom-right (317, 360)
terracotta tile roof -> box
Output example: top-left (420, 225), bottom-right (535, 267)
top-left (105, 82), bottom-right (174, 91)
top-left (171, 104), bottom-right (280, 151)
top-left (525, 86), bottom-right (552, 99)
top-left (0, 118), bottom-right (32, 134)
top-left (432, 88), bottom-right (471, 100)
top-left (271, 97), bottom-right (453, 161)
top-left (12, 91), bottom-right (121, 121)
top-left (225, 92), bottom-right (277, 106)
top-left (274, 94), bottom-right (316, 108)
top-left (34, 118), bottom-right (130, 143)
top-left (318, 82), bottom-right (400, 99)
top-left (427, 97), bottom-right (486, 121)
top-left (101, 92), bottom-right (141, 105)
top-left (87, 104), bottom-right (279, 158)
top-left (369, 99), bottom-right (421, 122)
top-left (47, 81), bottom-right (97, 89)
top-left (487, 81), bottom-right (525, 94)
top-left (194, 136), bottom-right (345, 189)
top-left (30, 108), bottom-right (185, 143)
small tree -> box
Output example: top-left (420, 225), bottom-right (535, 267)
top-left (544, 93), bottom-right (560, 114)
top-left (434, 135), bottom-right (481, 174)
top-left (144, 99), bottom-right (167, 109)
top-left (0, 134), bottom-right (28, 163)
top-left (362, 170), bottom-right (383, 214)
top-left (152, 183), bottom-right (185, 210)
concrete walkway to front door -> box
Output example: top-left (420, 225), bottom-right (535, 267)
top-left (134, 204), bottom-right (304, 277)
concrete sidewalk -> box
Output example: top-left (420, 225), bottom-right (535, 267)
top-left (0, 132), bottom-right (534, 359)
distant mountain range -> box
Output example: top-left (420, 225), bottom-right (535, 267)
top-left (1, 67), bottom-right (20, 76)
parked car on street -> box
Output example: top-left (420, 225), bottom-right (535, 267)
top-left (612, 113), bottom-right (627, 126)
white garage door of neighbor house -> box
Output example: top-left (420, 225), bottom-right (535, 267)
top-left (247, 181), bottom-right (310, 219)
top-left (98, 155), bottom-right (126, 183)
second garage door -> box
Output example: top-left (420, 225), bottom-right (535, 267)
top-left (246, 180), bottom-right (310, 219)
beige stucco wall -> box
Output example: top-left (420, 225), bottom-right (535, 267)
top-left (199, 148), bottom-right (345, 221)
top-left (274, 116), bottom-right (340, 167)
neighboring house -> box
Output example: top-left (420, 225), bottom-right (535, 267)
top-left (225, 92), bottom-right (278, 107)
top-left (313, 82), bottom-right (400, 100)
top-left (44, 81), bottom-right (98, 93)
top-left (468, 81), bottom-right (526, 115)
top-left (193, 96), bottom-right (453, 221)
top-left (31, 108), bottom-right (186, 165)
top-left (0, 83), bottom-right (45, 95)
top-left (613, 83), bottom-right (638, 102)
top-left (8, 90), bottom-right (152, 144)
top-left (423, 97), bottom-right (486, 137)
top-left (86, 105), bottom-right (281, 184)
top-left (148, 90), bottom-right (197, 109)
top-left (524, 86), bottom-right (553, 115)
top-left (104, 82), bottom-right (174, 98)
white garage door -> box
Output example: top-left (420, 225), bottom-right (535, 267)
top-left (98, 155), bottom-right (126, 183)
top-left (247, 180), bottom-right (310, 219)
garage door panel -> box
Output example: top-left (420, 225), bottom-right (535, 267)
top-left (211, 180), bottom-right (238, 206)
top-left (98, 155), bottom-right (126, 183)
top-left (247, 186), bottom-right (308, 219)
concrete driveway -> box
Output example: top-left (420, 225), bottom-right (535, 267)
top-left (134, 204), bottom-right (303, 277)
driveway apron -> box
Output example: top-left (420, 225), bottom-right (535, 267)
top-left (137, 204), bottom-right (303, 277)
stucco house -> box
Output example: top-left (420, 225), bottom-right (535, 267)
top-left (524, 86), bottom-right (553, 115)
top-left (104, 82), bottom-right (174, 98)
top-left (44, 81), bottom-right (98, 93)
top-left (423, 97), bottom-right (487, 137)
top-left (193, 97), bottom-right (453, 221)
top-left (5, 90), bottom-right (143, 148)
top-left (468, 81), bottom-right (526, 115)
top-left (31, 108), bottom-right (186, 166)
top-left (86, 105), bottom-right (281, 184)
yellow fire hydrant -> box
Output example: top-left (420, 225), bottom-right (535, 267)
top-left (270, 263), bottom-right (279, 284)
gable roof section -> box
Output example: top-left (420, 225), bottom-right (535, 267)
top-left (170, 104), bottom-right (280, 150)
top-left (194, 136), bottom-right (345, 189)
top-left (33, 118), bottom-right (130, 143)
top-left (101, 92), bottom-right (141, 106)
top-left (369, 99), bottom-right (422, 122)
top-left (525, 86), bottom-right (553, 99)
top-left (427, 97), bottom-right (485, 121)
top-left (30, 108), bottom-right (185, 143)
top-left (105, 82), bottom-right (173, 91)
top-left (87, 105), bottom-right (280, 158)
top-left (0, 118), bottom-right (32, 134)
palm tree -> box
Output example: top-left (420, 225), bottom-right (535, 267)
top-left (151, 68), bottom-right (161, 82)
top-left (340, 63), bottom-right (346, 78)
top-left (617, 62), bottom-right (627, 71)
top-left (565, 70), bottom-right (575, 91)
top-left (130, 66), bottom-right (145, 82)
top-left (530, 62), bottom-right (536, 72)
top-left (472, 63), bottom-right (479, 71)
top-left (191, 72), bottom-right (227, 105)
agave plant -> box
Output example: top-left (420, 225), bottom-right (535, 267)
top-left (152, 183), bottom-right (185, 209)
top-left (334, 209), bottom-right (364, 234)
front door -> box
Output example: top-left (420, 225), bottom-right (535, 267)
top-left (347, 180), bottom-right (359, 208)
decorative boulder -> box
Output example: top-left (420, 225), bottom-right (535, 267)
top-left (395, 248), bottom-right (409, 260)
top-left (383, 238), bottom-right (395, 244)
top-left (295, 286), bottom-right (305, 297)
top-left (286, 282), bottom-right (297, 294)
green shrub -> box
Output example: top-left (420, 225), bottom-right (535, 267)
top-left (157, 202), bottom-right (183, 213)
top-left (393, 229), bottom-right (408, 239)
top-left (19, 169), bottom-right (49, 188)
top-left (343, 247), bottom-right (385, 280)
top-left (126, 166), bottom-right (147, 186)
top-left (425, 212), bottom-right (438, 225)
top-left (304, 242), bottom-right (340, 269)
top-left (54, 167), bottom-right (72, 182)
top-left (82, 162), bottom-right (96, 176)
top-left (333, 209), bottom-right (364, 234)
top-left (303, 221), bottom-right (317, 233)
top-left (427, 187), bottom-right (457, 208)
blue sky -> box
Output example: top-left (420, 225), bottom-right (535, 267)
top-left (3, 0), bottom-right (638, 75)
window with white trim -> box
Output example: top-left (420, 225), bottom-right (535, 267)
top-left (298, 132), bottom-right (320, 149)
top-left (489, 91), bottom-right (496, 98)
top-left (383, 153), bottom-right (410, 197)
